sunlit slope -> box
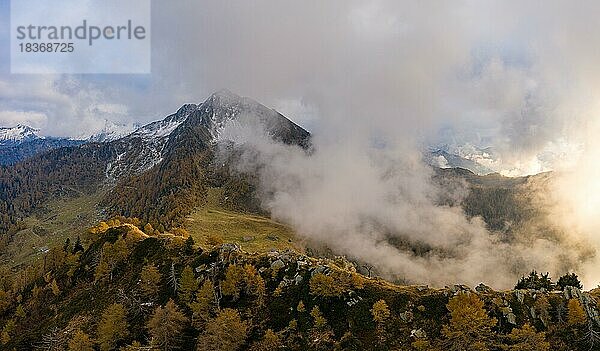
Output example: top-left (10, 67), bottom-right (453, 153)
top-left (185, 188), bottom-right (300, 253)
top-left (0, 191), bottom-right (104, 268)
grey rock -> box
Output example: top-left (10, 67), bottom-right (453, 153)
top-left (271, 259), bottom-right (285, 270)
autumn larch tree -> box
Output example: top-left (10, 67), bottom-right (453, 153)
top-left (249, 329), bottom-right (283, 351)
top-left (68, 330), bottom-right (95, 351)
top-left (196, 308), bottom-right (249, 351)
top-left (442, 293), bottom-right (497, 351)
top-left (97, 303), bottom-right (129, 351)
top-left (179, 265), bottom-right (198, 304)
top-left (567, 298), bottom-right (587, 327)
top-left (371, 299), bottom-right (391, 345)
top-left (140, 264), bottom-right (161, 299)
top-left (148, 299), bottom-right (188, 351)
top-left (221, 264), bottom-right (245, 300)
top-left (505, 324), bottom-right (550, 351)
top-left (190, 280), bottom-right (217, 328)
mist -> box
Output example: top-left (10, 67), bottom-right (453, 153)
top-left (4, 1), bottom-right (600, 287)
top-left (218, 117), bottom-right (581, 289)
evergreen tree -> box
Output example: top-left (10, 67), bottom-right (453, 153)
top-left (557, 273), bottom-right (583, 290)
top-left (184, 236), bottom-right (195, 253)
top-left (72, 236), bottom-right (85, 254)
top-left (63, 238), bottom-right (72, 253)
top-left (514, 271), bottom-right (554, 291)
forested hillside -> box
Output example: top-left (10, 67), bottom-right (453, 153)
top-left (0, 221), bottom-right (598, 350)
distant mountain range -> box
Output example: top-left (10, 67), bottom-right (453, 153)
top-left (0, 125), bottom-right (84, 165)
top-left (0, 90), bottom-right (310, 232)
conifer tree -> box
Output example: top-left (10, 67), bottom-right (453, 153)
top-left (196, 308), bottom-right (248, 351)
top-left (249, 329), bottom-right (282, 351)
top-left (148, 299), bottom-right (188, 351)
top-left (140, 264), bottom-right (161, 299)
top-left (567, 299), bottom-right (587, 326)
top-left (97, 303), bottom-right (128, 351)
top-left (1, 319), bottom-right (15, 345)
top-left (68, 330), bottom-right (94, 351)
top-left (179, 265), bottom-right (198, 304)
top-left (371, 299), bottom-right (391, 323)
top-left (221, 264), bottom-right (244, 300)
top-left (50, 278), bottom-right (60, 296)
top-left (504, 324), bottom-right (549, 351)
top-left (442, 293), bottom-right (497, 351)
top-left (191, 280), bottom-right (216, 327)
top-left (15, 304), bottom-right (25, 320)
top-left (72, 236), bottom-right (85, 254)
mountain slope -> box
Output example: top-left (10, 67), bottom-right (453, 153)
top-left (102, 90), bottom-right (310, 229)
top-left (0, 90), bottom-right (310, 236)
top-left (0, 224), bottom-right (597, 350)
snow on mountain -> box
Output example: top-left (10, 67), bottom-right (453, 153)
top-left (105, 104), bottom-right (196, 180)
top-left (0, 124), bottom-right (42, 147)
top-left (88, 120), bottom-right (140, 143)
top-left (196, 89), bottom-right (310, 145)
top-left (105, 90), bottom-right (310, 180)
top-left (130, 106), bottom-right (192, 140)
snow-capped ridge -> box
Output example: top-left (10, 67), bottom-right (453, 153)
top-left (0, 124), bottom-right (42, 147)
top-left (88, 120), bottom-right (139, 143)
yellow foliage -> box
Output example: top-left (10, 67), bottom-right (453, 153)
top-left (567, 299), bottom-right (587, 326)
top-left (310, 306), bottom-right (327, 329)
top-left (371, 299), bottom-right (391, 323)
top-left (309, 273), bottom-right (340, 297)
top-left (442, 293), bottom-right (497, 351)
top-left (179, 265), bottom-right (198, 304)
top-left (506, 324), bottom-right (550, 351)
top-left (68, 330), bottom-right (94, 351)
top-left (297, 300), bottom-right (306, 313)
top-left (97, 303), bottom-right (128, 351)
top-left (191, 280), bottom-right (216, 327)
top-left (221, 264), bottom-right (245, 299)
top-left (148, 299), bottom-right (188, 350)
top-left (196, 308), bottom-right (248, 351)
top-left (140, 264), bottom-right (161, 298)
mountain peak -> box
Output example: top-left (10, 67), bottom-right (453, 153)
top-left (0, 124), bottom-right (41, 146)
top-left (176, 103), bottom-right (199, 116)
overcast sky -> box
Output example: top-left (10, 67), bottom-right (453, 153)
top-left (2, 0), bottom-right (600, 175)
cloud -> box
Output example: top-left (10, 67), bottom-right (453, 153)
top-left (4, 0), bottom-right (600, 286)
top-left (219, 120), bottom-right (583, 288)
